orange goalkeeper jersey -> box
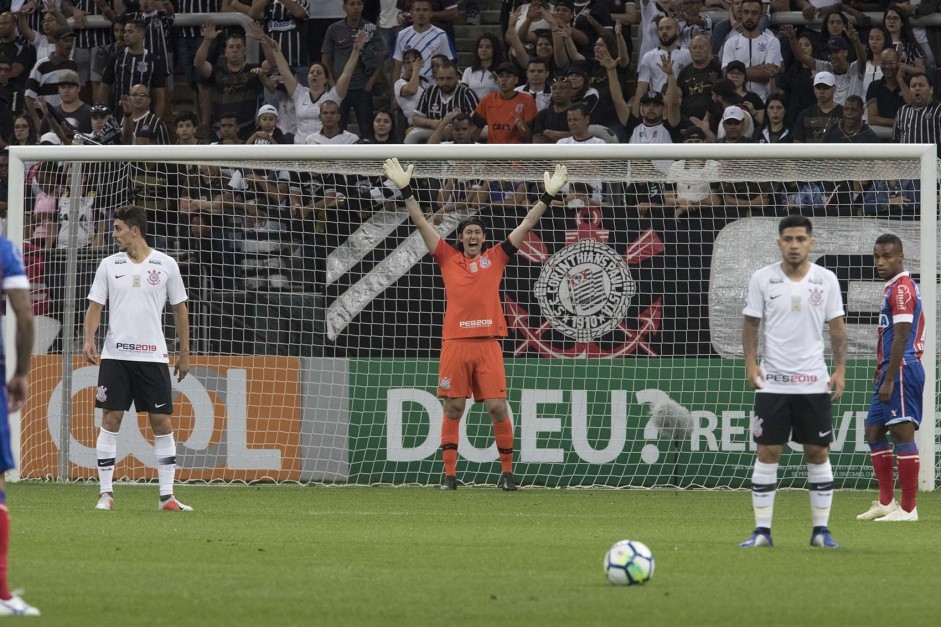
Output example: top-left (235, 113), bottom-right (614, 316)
top-left (431, 238), bottom-right (516, 340)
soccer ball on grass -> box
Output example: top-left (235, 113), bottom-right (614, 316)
top-left (604, 540), bottom-right (654, 586)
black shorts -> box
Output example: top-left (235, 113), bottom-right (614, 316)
top-left (752, 393), bottom-right (833, 446)
top-left (95, 359), bottom-right (174, 414)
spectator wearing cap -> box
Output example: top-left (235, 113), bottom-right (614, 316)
top-left (717, 105), bottom-right (752, 143)
top-left (677, 34), bottom-right (721, 124)
top-left (87, 104), bottom-right (121, 145)
top-left (632, 16), bottom-right (691, 119)
top-left (720, 0), bottom-right (781, 102)
top-left (471, 61), bottom-right (538, 143)
top-left (627, 86), bottom-right (682, 203)
top-left (783, 25), bottom-right (865, 107)
top-left (516, 58), bottom-right (552, 112)
top-left (793, 71), bottom-right (843, 143)
top-left (24, 24), bottom-right (78, 131)
top-left (38, 69), bottom-right (92, 141)
top-left (99, 21), bottom-right (167, 120)
top-left (247, 104), bottom-right (287, 145)
top-left (723, 59), bottom-right (764, 126)
top-left (533, 75), bottom-right (575, 143)
top-left (866, 47), bottom-right (909, 130)
top-left (0, 11), bottom-right (37, 94)
top-left (566, 62), bottom-right (599, 115)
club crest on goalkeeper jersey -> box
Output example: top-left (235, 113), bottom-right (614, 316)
top-left (431, 239), bottom-right (515, 340)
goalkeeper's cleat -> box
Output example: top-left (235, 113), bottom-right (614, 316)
top-left (810, 527), bottom-right (839, 548)
top-left (160, 497), bottom-right (193, 512)
top-left (439, 475), bottom-right (458, 491)
top-left (96, 492), bottom-right (114, 511)
top-left (739, 528), bottom-right (773, 548)
top-left (875, 506), bottom-right (918, 522)
top-left (0, 593), bottom-right (40, 616)
top-left (498, 472), bottom-right (518, 491)
top-left (857, 499), bottom-right (899, 520)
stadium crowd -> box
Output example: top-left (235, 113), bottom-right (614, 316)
top-left (0, 0), bottom-right (937, 294)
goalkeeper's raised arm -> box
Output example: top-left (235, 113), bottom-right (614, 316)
top-left (382, 159), bottom-right (568, 253)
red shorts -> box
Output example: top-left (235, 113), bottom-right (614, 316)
top-left (438, 338), bottom-right (507, 401)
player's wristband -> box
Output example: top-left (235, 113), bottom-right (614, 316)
top-left (400, 183), bottom-right (414, 200)
top-left (540, 191), bottom-right (559, 206)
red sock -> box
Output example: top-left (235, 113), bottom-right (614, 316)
top-left (0, 504), bottom-right (10, 600)
top-left (870, 450), bottom-right (896, 506)
top-left (440, 417), bottom-right (459, 477)
top-left (897, 453), bottom-right (920, 513)
top-left (493, 418), bottom-right (514, 473)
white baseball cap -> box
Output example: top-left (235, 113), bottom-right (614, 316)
top-left (721, 106), bottom-right (746, 123)
top-left (814, 71), bottom-right (836, 87)
top-left (40, 132), bottom-right (62, 145)
top-left (256, 104), bottom-right (279, 119)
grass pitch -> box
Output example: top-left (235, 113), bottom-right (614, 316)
top-left (9, 483), bottom-right (941, 626)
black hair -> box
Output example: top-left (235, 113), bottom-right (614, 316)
top-left (455, 217), bottom-right (488, 253)
top-left (778, 214), bottom-right (812, 235)
top-left (875, 233), bottom-right (903, 252)
top-left (115, 205), bottom-right (148, 237)
top-left (175, 110), bottom-right (199, 126)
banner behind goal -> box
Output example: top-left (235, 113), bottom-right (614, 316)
top-left (5, 144), bottom-right (938, 489)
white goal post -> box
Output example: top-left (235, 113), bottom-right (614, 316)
top-left (4, 143), bottom-right (937, 490)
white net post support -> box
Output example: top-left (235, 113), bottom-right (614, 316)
top-left (4, 143), bottom-right (938, 489)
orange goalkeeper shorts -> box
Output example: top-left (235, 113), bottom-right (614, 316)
top-left (437, 338), bottom-right (507, 401)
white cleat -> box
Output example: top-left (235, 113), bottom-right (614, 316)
top-left (857, 499), bottom-right (898, 520)
top-left (95, 493), bottom-right (114, 511)
top-left (159, 497), bottom-right (193, 512)
top-left (875, 506), bottom-right (918, 522)
top-left (0, 594), bottom-right (40, 616)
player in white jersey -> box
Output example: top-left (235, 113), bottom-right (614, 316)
top-left (83, 205), bottom-right (192, 512)
top-left (740, 215), bottom-right (847, 549)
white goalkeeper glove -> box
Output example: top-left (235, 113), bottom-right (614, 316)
top-left (543, 164), bottom-right (568, 198)
top-left (383, 158), bottom-right (414, 190)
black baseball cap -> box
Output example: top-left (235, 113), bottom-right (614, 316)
top-left (495, 62), bottom-right (520, 77)
top-left (640, 90), bottom-right (664, 105)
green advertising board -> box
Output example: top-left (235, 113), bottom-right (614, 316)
top-left (348, 358), bottom-right (877, 488)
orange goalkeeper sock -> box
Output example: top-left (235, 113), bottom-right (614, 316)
top-left (493, 418), bottom-right (514, 473)
top-left (440, 417), bottom-right (459, 477)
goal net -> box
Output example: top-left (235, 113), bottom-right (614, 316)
top-left (5, 143), bottom-right (938, 490)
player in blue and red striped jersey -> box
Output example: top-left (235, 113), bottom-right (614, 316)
top-left (858, 234), bottom-right (926, 522)
top-left (0, 236), bottom-right (39, 616)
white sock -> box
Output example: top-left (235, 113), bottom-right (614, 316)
top-left (96, 429), bottom-right (118, 495)
top-left (807, 460), bottom-right (834, 528)
top-left (154, 433), bottom-right (177, 498)
top-left (751, 461), bottom-right (778, 529)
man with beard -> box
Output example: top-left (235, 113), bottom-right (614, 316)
top-left (407, 60), bottom-right (478, 143)
top-left (632, 16), bottom-right (691, 118)
top-left (867, 48), bottom-right (909, 130)
top-left (720, 0), bottom-right (781, 102)
top-left (678, 34), bottom-right (721, 123)
top-left (39, 69), bottom-right (92, 140)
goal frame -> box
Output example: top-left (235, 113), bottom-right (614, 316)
top-left (5, 143), bottom-right (937, 489)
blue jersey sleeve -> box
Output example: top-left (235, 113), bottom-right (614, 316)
top-left (0, 238), bottom-right (28, 291)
